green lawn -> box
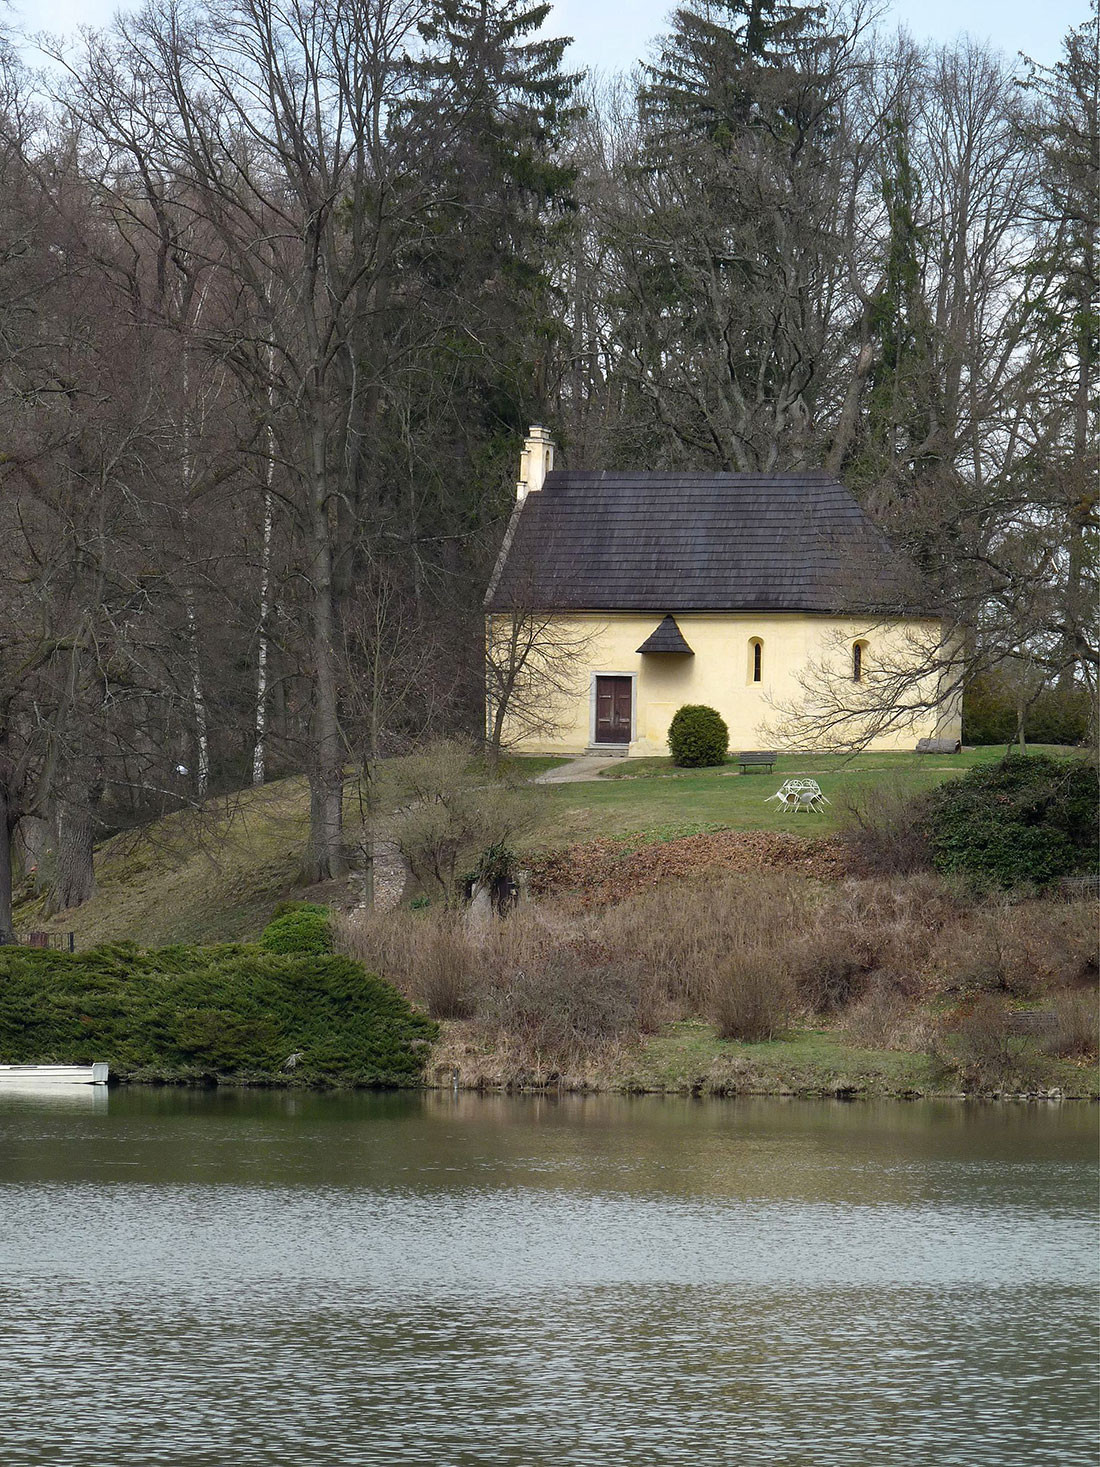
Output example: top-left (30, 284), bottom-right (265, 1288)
top-left (615, 1020), bottom-right (1098, 1098)
top-left (498, 754), bottom-right (571, 779)
top-left (623, 1021), bottom-right (938, 1095)
top-left (531, 745), bottom-right (1082, 846)
top-left (596, 746), bottom-right (1070, 778)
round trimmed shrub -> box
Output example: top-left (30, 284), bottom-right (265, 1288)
top-left (668, 704), bottom-right (729, 768)
top-left (259, 902), bottom-right (333, 955)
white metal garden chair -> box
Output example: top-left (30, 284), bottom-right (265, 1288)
top-left (765, 778), bottom-right (830, 814)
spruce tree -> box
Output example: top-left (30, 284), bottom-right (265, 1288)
top-left (396, 0), bottom-right (582, 465)
top-left (1019, 13), bottom-right (1099, 685)
top-left (854, 113), bottom-right (937, 489)
top-left (641, 0), bottom-right (826, 143)
top-left (614, 0), bottom-right (847, 469)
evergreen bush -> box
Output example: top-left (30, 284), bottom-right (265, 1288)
top-left (921, 754), bottom-right (1097, 888)
top-left (259, 902), bottom-right (332, 955)
top-left (0, 941), bottom-right (436, 1085)
top-left (668, 704), bottom-right (729, 768)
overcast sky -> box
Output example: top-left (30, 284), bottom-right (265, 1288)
top-left (18, 0), bottom-right (1083, 70)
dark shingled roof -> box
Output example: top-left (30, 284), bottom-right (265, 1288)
top-left (486, 470), bottom-right (905, 614)
top-left (636, 614), bottom-right (694, 654)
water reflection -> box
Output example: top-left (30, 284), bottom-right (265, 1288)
top-left (0, 1084), bottom-right (108, 1111)
top-left (1, 1091), bottom-right (1095, 1466)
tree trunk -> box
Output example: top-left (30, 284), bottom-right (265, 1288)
top-left (0, 787), bottom-right (16, 945)
top-left (180, 332), bottom-right (210, 799)
top-left (13, 816), bottom-right (51, 889)
top-left (48, 781), bottom-right (100, 914)
top-left (306, 418), bottom-right (346, 881)
top-left (486, 694), bottom-right (508, 776)
top-left (185, 593), bottom-right (210, 797)
top-left (253, 365), bottom-right (277, 784)
top-left (1061, 297), bottom-right (1095, 689)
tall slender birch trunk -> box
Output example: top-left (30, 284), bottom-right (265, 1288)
top-left (180, 308), bottom-right (209, 798)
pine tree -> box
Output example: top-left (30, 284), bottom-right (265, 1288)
top-left (641, 0), bottom-right (826, 144)
top-left (854, 112), bottom-right (937, 489)
top-left (388, 0), bottom-right (583, 537)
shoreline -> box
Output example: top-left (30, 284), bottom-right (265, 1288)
top-left (79, 1021), bottom-right (1098, 1101)
top-left (66, 1077), bottom-right (1098, 1101)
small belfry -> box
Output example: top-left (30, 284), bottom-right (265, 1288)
top-left (485, 426), bottom-right (961, 756)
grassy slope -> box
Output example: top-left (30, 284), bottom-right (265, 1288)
top-left (14, 745), bottom-right (1079, 947)
top-left (16, 780), bottom-right (313, 947)
top-left (626, 1022), bottom-right (1097, 1099)
top-left (14, 758), bottom-right (566, 947)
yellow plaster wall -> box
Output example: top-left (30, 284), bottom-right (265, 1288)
top-left (490, 610), bottom-right (962, 756)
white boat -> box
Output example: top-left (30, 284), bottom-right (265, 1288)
top-left (0, 1063), bottom-right (109, 1086)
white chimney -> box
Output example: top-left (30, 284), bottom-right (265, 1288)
top-left (516, 424), bottom-right (555, 502)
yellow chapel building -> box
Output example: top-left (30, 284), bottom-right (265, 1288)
top-left (485, 426), bottom-right (961, 757)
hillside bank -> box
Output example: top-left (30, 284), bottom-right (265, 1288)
top-left (7, 749), bottom-right (1095, 1099)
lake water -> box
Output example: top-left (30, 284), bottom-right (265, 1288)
top-left (1, 1089), bottom-right (1096, 1466)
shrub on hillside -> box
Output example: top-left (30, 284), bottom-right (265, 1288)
top-left (479, 939), bottom-right (646, 1066)
top-left (711, 948), bottom-right (791, 1041)
top-left (1044, 992), bottom-right (1099, 1060)
top-left (259, 902), bottom-right (333, 955)
top-left (668, 704), bottom-right (729, 768)
top-left (377, 740), bottom-right (540, 909)
top-left (783, 874), bottom-right (958, 1013)
top-left (931, 994), bottom-right (1045, 1092)
top-left (837, 780), bottom-right (933, 876)
top-left (921, 754), bottom-right (1098, 888)
top-left (0, 941), bottom-right (436, 1085)
top-left (929, 897), bottom-right (1098, 998)
top-left (597, 872), bottom-right (804, 1016)
top-left (842, 981), bottom-right (913, 1050)
top-left (339, 908), bottom-right (475, 1020)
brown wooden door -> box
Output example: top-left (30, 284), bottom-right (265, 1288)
top-left (595, 676), bottom-right (632, 744)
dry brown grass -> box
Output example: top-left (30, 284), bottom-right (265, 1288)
top-left (1045, 991), bottom-right (1100, 1060)
top-left (335, 877), bottom-right (1097, 1072)
top-left (929, 898), bottom-right (1098, 999)
top-left (596, 872), bottom-right (806, 1015)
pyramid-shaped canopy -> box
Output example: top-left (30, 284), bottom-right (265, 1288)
top-left (636, 614), bottom-right (694, 655)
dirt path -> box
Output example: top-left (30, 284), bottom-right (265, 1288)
top-left (533, 756), bottom-right (627, 784)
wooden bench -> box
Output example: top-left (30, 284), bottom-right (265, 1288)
top-left (738, 750), bottom-right (777, 774)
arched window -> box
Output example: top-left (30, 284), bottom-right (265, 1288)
top-left (749, 638), bottom-right (763, 683)
top-left (853, 641), bottom-right (868, 682)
